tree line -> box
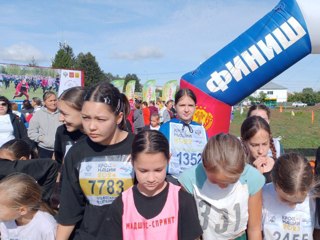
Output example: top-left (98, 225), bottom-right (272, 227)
top-left (247, 87), bottom-right (320, 106)
top-left (47, 42), bottom-right (142, 91)
top-left (287, 88), bottom-right (320, 105)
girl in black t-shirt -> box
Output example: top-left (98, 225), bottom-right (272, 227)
top-left (52, 87), bottom-right (87, 211)
top-left (56, 81), bottom-right (134, 240)
top-left (54, 86), bottom-right (87, 166)
top-left (103, 130), bottom-right (202, 240)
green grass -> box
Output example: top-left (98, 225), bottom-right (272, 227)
top-left (0, 84), bottom-right (51, 101)
top-left (229, 106), bottom-right (320, 157)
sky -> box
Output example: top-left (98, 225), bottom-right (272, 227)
top-left (0, 0), bottom-right (319, 93)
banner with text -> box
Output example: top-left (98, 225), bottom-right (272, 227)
top-left (111, 79), bottom-right (125, 93)
top-left (162, 80), bottom-right (178, 102)
top-left (142, 80), bottom-right (156, 103)
top-left (0, 63), bottom-right (84, 100)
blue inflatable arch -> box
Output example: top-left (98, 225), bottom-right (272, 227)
top-left (180, 0), bottom-right (320, 137)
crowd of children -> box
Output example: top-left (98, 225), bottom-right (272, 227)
top-left (0, 82), bottom-right (319, 240)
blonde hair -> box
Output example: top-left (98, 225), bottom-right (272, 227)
top-left (202, 133), bottom-right (246, 180)
top-left (0, 173), bottom-right (55, 215)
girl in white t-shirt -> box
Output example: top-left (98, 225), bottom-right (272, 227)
top-left (179, 133), bottom-right (265, 240)
top-left (262, 153), bottom-right (319, 240)
top-left (0, 173), bottom-right (57, 240)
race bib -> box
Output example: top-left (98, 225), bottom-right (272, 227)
top-left (79, 155), bottom-right (134, 206)
top-left (169, 122), bottom-right (207, 177)
top-left (194, 181), bottom-right (249, 240)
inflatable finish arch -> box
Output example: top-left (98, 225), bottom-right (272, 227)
top-left (180, 0), bottom-right (320, 137)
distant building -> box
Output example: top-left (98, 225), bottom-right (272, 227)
top-left (252, 81), bottom-right (287, 103)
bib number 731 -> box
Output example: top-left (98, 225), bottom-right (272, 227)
top-left (198, 200), bottom-right (241, 233)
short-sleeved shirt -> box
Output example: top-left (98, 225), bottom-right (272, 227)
top-left (262, 183), bottom-right (315, 240)
top-left (102, 182), bottom-right (203, 240)
top-left (178, 163), bottom-right (265, 240)
top-left (57, 134), bottom-right (135, 239)
top-left (0, 210), bottom-right (57, 240)
top-left (54, 125), bottom-right (86, 166)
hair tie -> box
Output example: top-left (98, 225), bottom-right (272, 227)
top-left (104, 97), bottom-right (111, 104)
top-left (115, 99), bottom-right (121, 113)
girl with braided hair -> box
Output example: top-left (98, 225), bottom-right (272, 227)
top-left (246, 104), bottom-right (284, 158)
top-left (241, 116), bottom-right (278, 183)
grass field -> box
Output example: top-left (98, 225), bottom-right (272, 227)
top-left (0, 84), bottom-right (48, 101)
top-left (229, 106), bottom-right (320, 157)
top-left (1, 84), bottom-right (319, 157)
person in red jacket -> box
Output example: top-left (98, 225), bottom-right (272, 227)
top-left (142, 101), bottom-right (150, 126)
top-left (13, 79), bottom-right (29, 100)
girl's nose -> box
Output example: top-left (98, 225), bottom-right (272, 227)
top-left (147, 173), bottom-right (156, 183)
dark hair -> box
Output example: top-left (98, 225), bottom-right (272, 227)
top-left (247, 104), bottom-right (270, 119)
top-left (149, 100), bottom-right (155, 106)
top-left (165, 99), bottom-right (173, 106)
top-left (32, 97), bottom-right (42, 107)
top-left (59, 86), bottom-right (86, 111)
top-left (1, 139), bottom-right (37, 159)
top-left (43, 91), bottom-right (56, 101)
top-left (0, 96), bottom-right (12, 113)
top-left (142, 101), bottom-right (148, 107)
top-left (202, 133), bottom-right (246, 181)
top-left (272, 153), bottom-right (313, 195)
top-left (174, 88), bottom-right (197, 105)
top-left (134, 101), bottom-right (141, 109)
top-left (240, 116), bottom-right (277, 160)
top-left (84, 81), bottom-right (130, 130)
top-left (22, 100), bottom-right (33, 110)
top-left (131, 130), bottom-right (170, 162)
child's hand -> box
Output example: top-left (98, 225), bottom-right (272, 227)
top-left (252, 156), bottom-right (268, 173)
top-left (253, 156), bottom-right (275, 173)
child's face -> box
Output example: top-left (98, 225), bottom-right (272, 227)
top-left (275, 186), bottom-right (307, 207)
top-left (58, 100), bottom-right (82, 132)
top-left (150, 116), bottom-right (160, 127)
top-left (247, 129), bottom-right (270, 159)
top-left (175, 95), bottom-right (196, 123)
top-left (249, 109), bottom-right (270, 124)
top-left (81, 101), bottom-right (123, 145)
top-left (133, 152), bottom-right (167, 196)
top-left (0, 196), bottom-right (21, 222)
top-left (205, 170), bottom-right (238, 189)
